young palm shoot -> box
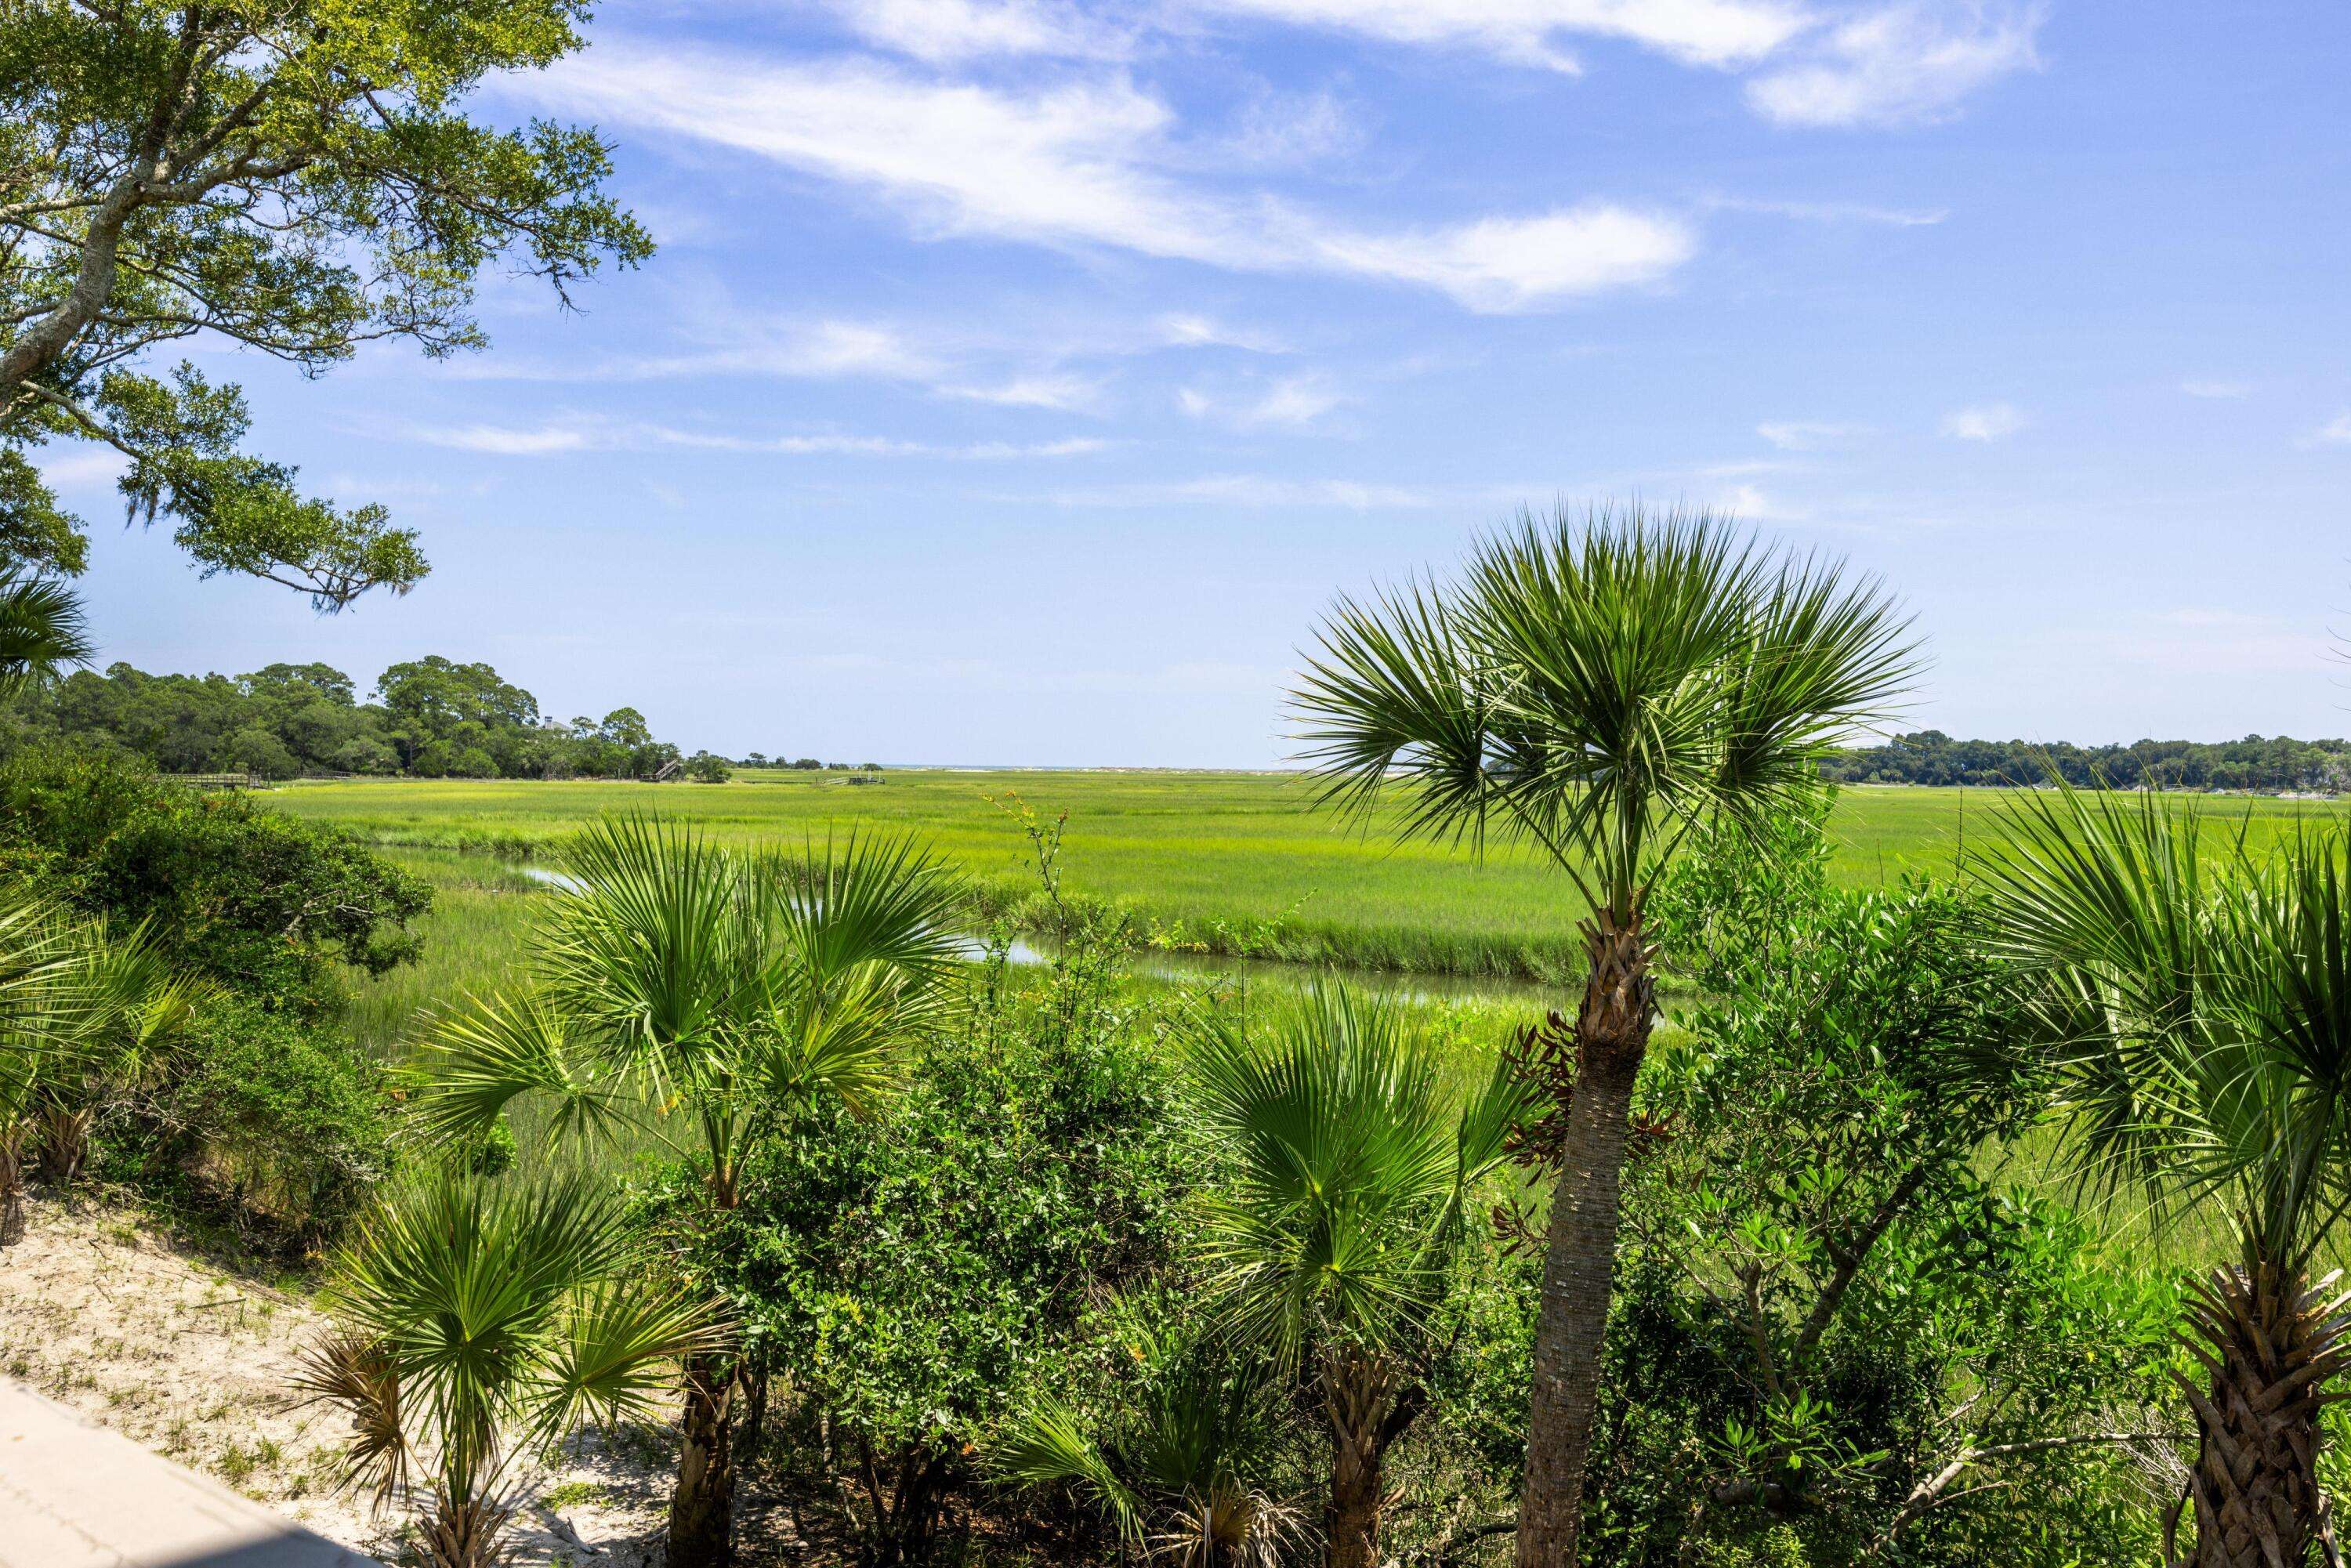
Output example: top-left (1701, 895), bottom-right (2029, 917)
top-left (0, 890), bottom-right (80, 1243)
top-left (1981, 787), bottom-right (2351, 1568)
top-left (1290, 502), bottom-right (1916, 1566)
top-left (1190, 981), bottom-right (1523, 1568)
top-left (992, 1340), bottom-right (1299, 1568)
top-left (298, 1168), bottom-right (723, 1568)
top-left (404, 814), bottom-right (966, 1568)
top-left (30, 919), bottom-right (208, 1182)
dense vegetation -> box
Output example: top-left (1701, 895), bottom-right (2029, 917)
top-left (0, 745), bottom-right (426, 1241)
top-left (4, 731), bottom-right (2342, 1568)
top-left (274, 771), bottom-right (2351, 987)
top-left (1824, 728), bottom-right (2351, 791)
top-left (3, 656), bottom-right (699, 780)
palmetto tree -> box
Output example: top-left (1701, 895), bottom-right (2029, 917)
top-left (298, 1168), bottom-right (723, 1568)
top-left (1290, 504), bottom-right (1916, 1565)
top-left (27, 919), bottom-right (208, 1182)
top-left (0, 889), bottom-right (80, 1244)
top-left (992, 1342), bottom-right (1302, 1568)
top-left (406, 813), bottom-right (966, 1568)
top-left (1981, 786), bottom-right (2351, 1568)
top-left (1189, 982), bottom-right (1523, 1568)
top-left (0, 570), bottom-right (92, 697)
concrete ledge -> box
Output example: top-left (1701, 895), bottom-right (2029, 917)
top-left (0, 1377), bottom-right (380, 1568)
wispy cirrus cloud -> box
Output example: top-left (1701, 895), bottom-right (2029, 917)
top-left (521, 43), bottom-right (1695, 312)
top-left (1746, 2), bottom-right (2041, 127)
top-left (2180, 378), bottom-right (2251, 400)
top-left (1757, 418), bottom-right (1866, 450)
top-left (940, 372), bottom-right (1107, 411)
top-left (2308, 413), bottom-right (2351, 447)
top-left (1035, 473), bottom-right (1535, 508)
top-left (819, 0), bottom-right (1136, 62)
top-left (381, 417), bottom-right (1109, 461)
top-left (1704, 193), bottom-right (1948, 226)
top-left (1157, 313), bottom-right (1290, 353)
top-left (1182, 0), bottom-right (2037, 127)
top-left (1179, 373), bottom-right (1347, 429)
top-left (1190, 0), bottom-right (1812, 72)
top-left (1940, 401), bottom-right (2025, 441)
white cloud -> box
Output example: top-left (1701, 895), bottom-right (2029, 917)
top-left (1712, 482), bottom-right (1806, 520)
top-left (1757, 418), bottom-right (1864, 450)
top-left (1039, 473), bottom-right (1531, 508)
top-left (2179, 378), bottom-right (2251, 400)
top-left (524, 44), bottom-right (1695, 311)
top-left (939, 372), bottom-right (1104, 411)
top-left (1746, 2), bottom-right (2041, 127)
top-left (1310, 205), bottom-right (1696, 312)
top-left (415, 423), bottom-right (596, 456)
top-left (1705, 194), bottom-right (1947, 226)
top-left (822, 0), bottom-right (1131, 62)
top-left (30, 447), bottom-right (128, 488)
top-left (385, 418), bottom-right (1107, 460)
top-left (1194, 0), bottom-right (1811, 72)
top-left (1180, 373), bottom-right (1347, 428)
top-left (463, 317), bottom-right (947, 384)
top-left (2312, 413), bottom-right (2351, 447)
top-left (1212, 85), bottom-right (1366, 168)
top-left (1940, 401), bottom-right (2024, 441)
top-left (1158, 314), bottom-right (1289, 353)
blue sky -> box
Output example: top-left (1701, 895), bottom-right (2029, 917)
top-left (49, 1), bottom-right (2351, 766)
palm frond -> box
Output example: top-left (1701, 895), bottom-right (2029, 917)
top-left (1190, 980), bottom-right (1498, 1362)
top-left (769, 830), bottom-right (968, 997)
top-left (321, 1168), bottom-right (639, 1497)
top-left (990, 1398), bottom-right (1147, 1542)
top-left (528, 1276), bottom-right (729, 1449)
top-left (544, 813), bottom-right (748, 1069)
top-left (1290, 501), bottom-right (1917, 919)
top-left (405, 989), bottom-right (632, 1154)
top-left (0, 571), bottom-right (92, 698)
top-left (1979, 782), bottom-right (2351, 1267)
top-left (290, 1327), bottom-right (410, 1508)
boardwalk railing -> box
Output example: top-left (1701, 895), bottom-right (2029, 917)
top-left (161, 772), bottom-right (267, 791)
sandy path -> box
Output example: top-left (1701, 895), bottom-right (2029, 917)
top-left (0, 1193), bottom-right (682, 1566)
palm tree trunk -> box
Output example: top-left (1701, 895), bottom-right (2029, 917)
top-left (1324, 1351), bottom-right (1398, 1568)
top-left (1517, 914), bottom-right (1654, 1568)
top-left (417, 1483), bottom-right (514, 1568)
top-left (668, 1352), bottom-right (737, 1568)
top-left (38, 1102), bottom-right (89, 1185)
top-left (2173, 1253), bottom-right (2347, 1568)
top-left (0, 1126), bottom-right (25, 1248)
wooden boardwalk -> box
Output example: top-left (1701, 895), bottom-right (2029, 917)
top-left (0, 1378), bottom-right (378, 1567)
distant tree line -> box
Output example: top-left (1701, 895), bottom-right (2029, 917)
top-left (2, 656), bottom-right (694, 781)
top-left (1825, 728), bottom-right (2351, 791)
top-left (740, 753), bottom-right (886, 773)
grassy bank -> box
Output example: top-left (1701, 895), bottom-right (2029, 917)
top-left (280, 773), bottom-right (2348, 982)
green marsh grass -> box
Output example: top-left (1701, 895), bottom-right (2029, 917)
top-left (280, 773), bottom-right (2350, 981)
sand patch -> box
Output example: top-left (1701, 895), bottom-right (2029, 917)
top-left (0, 1191), bottom-right (681, 1565)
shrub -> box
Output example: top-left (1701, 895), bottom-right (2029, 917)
top-left (126, 994), bottom-right (392, 1245)
top-left (0, 745), bottom-right (427, 1012)
top-left (636, 955), bottom-right (1204, 1561)
top-left (223, 725), bottom-right (299, 780)
top-left (1573, 811), bottom-right (2175, 1566)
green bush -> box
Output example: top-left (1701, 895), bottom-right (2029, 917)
top-left (1576, 813), bottom-right (2175, 1566)
top-left (0, 745), bottom-right (427, 1012)
top-left (636, 958), bottom-right (1204, 1561)
top-left (128, 994), bottom-right (392, 1245)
